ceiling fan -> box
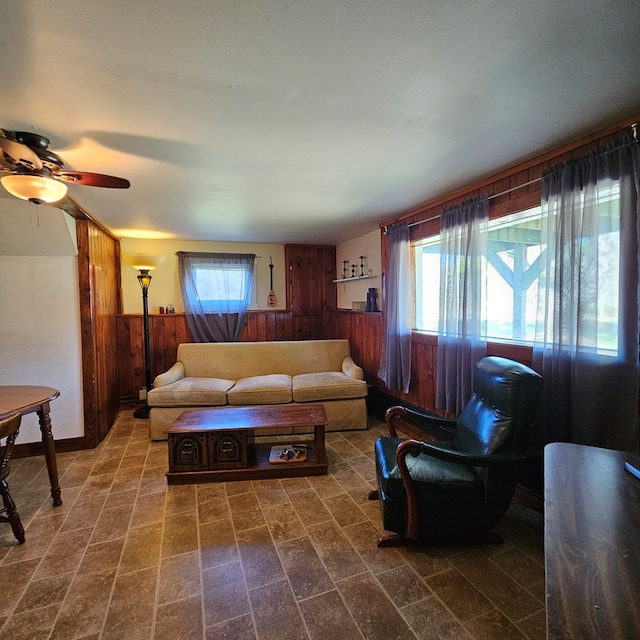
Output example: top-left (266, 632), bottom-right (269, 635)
top-left (0, 128), bottom-right (130, 204)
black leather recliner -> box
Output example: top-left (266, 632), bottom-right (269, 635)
top-left (370, 356), bottom-right (543, 547)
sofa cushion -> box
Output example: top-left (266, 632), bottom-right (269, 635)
top-left (148, 377), bottom-right (234, 407)
top-left (227, 374), bottom-right (293, 405)
top-left (292, 372), bottom-right (368, 402)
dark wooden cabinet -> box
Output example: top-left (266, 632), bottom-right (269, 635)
top-left (286, 244), bottom-right (336, 316)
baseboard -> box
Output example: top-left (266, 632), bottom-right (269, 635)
top-left (13, 436), bottom-right (86, 459)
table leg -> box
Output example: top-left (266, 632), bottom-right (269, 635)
top-left (314, 424), bottom-right (326, 464)
top-left (38, 402), bottom-right (62, 506)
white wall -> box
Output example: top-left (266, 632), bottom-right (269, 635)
top-left (120, 239), bottom-right (287, 314)
top-left (336, 229), bottom-right (382, 310)
top-left (0, 198), bottom-right (84, 444)
top-left (0, 255), bottom-right (84, 443)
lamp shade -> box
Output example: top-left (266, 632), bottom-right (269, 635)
top-left (1, 174), bottom-right (68, 203)
top-left (122, 253), bottom-right (165, 271)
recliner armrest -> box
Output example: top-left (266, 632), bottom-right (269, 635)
top-left (418, 441), bottom-right (527, 468)
top-left (385, 405), bottom-right (457, 438)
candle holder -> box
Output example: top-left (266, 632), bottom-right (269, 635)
top-left (359, 256), bottom-right (365, 277)
top-left (351, 264), bottom-right (357, 278)
top-left (342, 260), bottom-right (349, 279)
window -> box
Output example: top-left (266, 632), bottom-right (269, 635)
top-left (414, 183), bottom-right (620, 349)
top-left (192, 261), bottom-right (252, 312)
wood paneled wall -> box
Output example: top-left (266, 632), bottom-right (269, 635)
top-left (76, 219), bottom-right (122, 447)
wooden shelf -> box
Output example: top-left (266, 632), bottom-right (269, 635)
top-left (167, 441), bottom-right (327, 483)
top-left (332, 275), bottom-right (374, 283)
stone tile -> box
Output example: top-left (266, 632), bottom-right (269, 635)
top-left (139, 465), bottom-right (168, 496)
top-left (490, 546), bottom-right (546, 592)
top-left (306, 520), bottom-right (366, 581)
top-left (249, 580), bottom-right (307, 640)
top-left (78, 537), bottom-right (125, 576)
top-left (252, 478), bottom-right (290, 508)
top-left (0, 557), bottom-right (41, 616)
top-left (328, 439), bottom-right (363, 461)
top-left (35, 527), bottom-right (93, 580)
top-left (236, 525), bottom-right (284, 588)
top-left (278, 476), bottom-right (311, 494)
top-left (402, 595), bottom-right (474, 640)
top-left (277, 536), bottom-right (334, 600)
top-left (426, 567), bottom-right (494, 621)
top-left (342, 520), bottom-right (405, 575)
top-left (154, 594), bottom-right (203, 640)
top-left (202, 560), bottom-right (250, 626)
top-left (516, 608), bottom-right (547, 640)
top-left (120, 452), bottom-right (147, 470)
top-left (229, 491), bottom-right (266, 531)
top-left (450, 549), bottom-right (542, 621)
top-left (322, 492), bottom-right (368, 527)
top-left (90, 503), bottom-right (134, 543)
top-left (399, 544), bottom-right (453, 579)
top-left (14, 571), bottom-right (74, 614)
top-left (298, 589), bottom-right (361, 640)
top-left (157, 551), bottom-right (202, 605)
top-left (463, 607), bottom-right (530, 640)
top-left (262, 502), bottom-right (306, 543)
top-left (117, 523), bottom-right (162, 575)
top-left (2, 512), bottom-right (66, 564)
top-left (197, 484), bottom-right (230, 523)
top-left (376, 564), bottom-right (430, 608)
top-left (162, 510), bottom-right (199, 558)
top-left (59, 496), bottom-right (107, 532)
top-left (106, 488), bottom-right (139, 509)
top-left (50, 569), bottom-right (116, 640)
top-left (338, 571), bottom-right (414, 640)
top-left (223, 479), bottom-right (254, 496)
top-left (305, 473), bottom-right (344, 499)
top-left (112, 464), bottom-right (143, 494)
top-left (165, 484), bottom-right (197, 514)
top-left (131, 491), bottom-right (166, 528)
top-left (200, 517), bottom-right (239, 569)
top-left (0, 602), bottom-right (60, 640)
top-left (206, 613), bottom-right (256, 640)
top-left (331, 462), bottom-right (372, 494)
top-left (102, 567), bottom-right (158, 640)
top-left (288, 489), bottom-right (332, 525)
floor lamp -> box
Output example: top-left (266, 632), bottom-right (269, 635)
top-left (123, 254), bottom-right (165, 419)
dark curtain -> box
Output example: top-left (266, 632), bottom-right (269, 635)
top-left (177, 251), bottom-right (255, 342)
top-left (532, 136), bottom-right (640, 456)
top-left (435, 195), bottom-right (489, 415)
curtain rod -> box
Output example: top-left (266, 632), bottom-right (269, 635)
top-left (383, 177), bottom-right (541, 233)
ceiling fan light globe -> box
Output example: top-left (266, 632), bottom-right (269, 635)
top-left (1, 174), bottom-right (68, 203)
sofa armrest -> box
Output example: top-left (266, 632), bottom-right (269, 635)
top-left (342, 356), bottom-right (364, 380)
top-left (153, 362), bottom-right (185, 388)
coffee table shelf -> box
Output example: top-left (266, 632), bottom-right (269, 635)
top-left (165, 404), bottom-right (328, 484)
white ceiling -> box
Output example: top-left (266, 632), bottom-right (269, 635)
top-left (1, 0), bottom-right (640, 245)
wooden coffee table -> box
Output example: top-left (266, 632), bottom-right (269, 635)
top-left (166, 404), bottom-right (328, 484)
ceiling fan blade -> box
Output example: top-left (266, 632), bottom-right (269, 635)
top-left (57, 171), bottom-right (130, 188)
top-left (0, 135), bottom-right (43, 171)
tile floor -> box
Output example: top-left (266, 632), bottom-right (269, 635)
top-left (0, 410), bottom-right (546, 640)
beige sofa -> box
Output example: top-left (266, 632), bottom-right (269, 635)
top-left (147, 339), bottom-right (368, 440)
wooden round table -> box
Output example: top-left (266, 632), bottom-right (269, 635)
top-left (0, 385), bottom-right (62, 506)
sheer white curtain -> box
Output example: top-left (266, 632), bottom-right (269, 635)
top-left (532, 136), bottom-right (640, 456)
top-left (435, 195), bottom-right (489, 415)
top-left (378, 222), bottom-right (412, 393)
top-left (177, 251), bottom-right (255, 342)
